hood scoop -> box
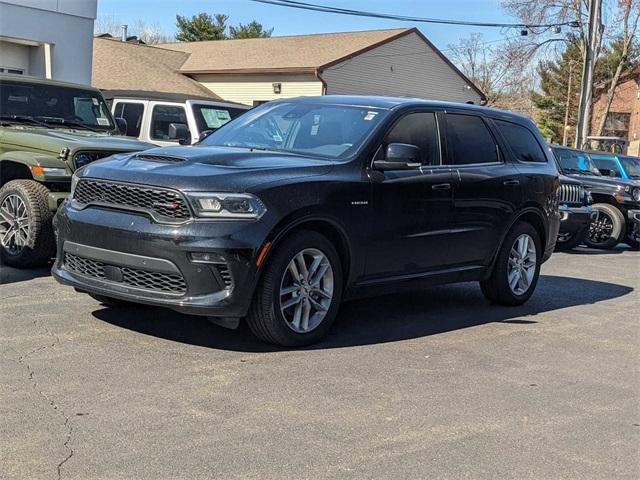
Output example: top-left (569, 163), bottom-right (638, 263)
top-left (135, 153), bottom-right (187, 164)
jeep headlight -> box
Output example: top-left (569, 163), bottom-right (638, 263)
top-left (74, 153), bottom-right (93, 168)
top-left (186, 192), bottom-right (266, 219)
top-left (633, 187), bottom-right (640, 202)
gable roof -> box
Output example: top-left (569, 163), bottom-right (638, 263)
top-left (158, 28), bottom-right (411, 74)
top-left (92, 37), bottom-right (221, 99)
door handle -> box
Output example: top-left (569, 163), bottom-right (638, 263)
top-left (503, 179), bottom-right (520, 186)
top-left (432, 183), bottom-right (451, 190)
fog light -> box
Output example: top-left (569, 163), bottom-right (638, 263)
top-left (190, 252), bottom-right (225, 264)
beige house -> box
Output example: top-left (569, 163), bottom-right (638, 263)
top-left (94, 28), bottom-right (484, 106)
top-left (158, 28), bottom-right (484, 106)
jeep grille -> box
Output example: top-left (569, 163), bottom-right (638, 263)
top-left (559, 184), bottom-right (585, 205)
top-left (73, 179), bottom-right (191, 221)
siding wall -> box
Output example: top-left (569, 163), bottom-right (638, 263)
top-left (321, 32), bottom-right (482, 104)
top-left (194, 74), bottom-right (323, 105)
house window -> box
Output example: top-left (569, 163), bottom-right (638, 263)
top-left (0, 66), bottom-right (24, 75)
top-left (603, 112), bottom-right (631, 138)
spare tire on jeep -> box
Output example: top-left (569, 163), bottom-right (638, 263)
top-left (0, 179), bottom-right (56, 268)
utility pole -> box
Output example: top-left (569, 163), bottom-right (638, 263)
top-left (575, 0), bottom-right (602, 149)
top-left (563, 61), bottom-right (575, 146)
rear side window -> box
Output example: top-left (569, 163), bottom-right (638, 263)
top-left (114, 102), bottom-right (144, 137)
top-left (151, 105), bottom-right (187, 141)
top-left (384, 112), bottom-right (440, 165)
top-left (445, 114), bottom-right (498, 165)
top-left (495, 120), bottom-right (547, 163)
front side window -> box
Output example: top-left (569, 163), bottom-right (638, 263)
top-left (619, 156), bottom-right (640, 179)
top-left (552, 148), bottom-right (601, 176)
top-left (494, 119), bottom-right (546, 163)
top-left (383, 112), bottom-right (440, 165)
top-left (445, 113), bottom-right (499, 165)
top-left (201, 102), bottom-right (388, 160)
top-left (114, 102), bottom-right (144, 137)
top-left (192, 104), bottom-right (246, 133)
top-left (0, 80), bottom-right (115, 131)
top-left (591, 156), bottom-right (623, 178)
top-left (150, 105), bottom-right (187, 141)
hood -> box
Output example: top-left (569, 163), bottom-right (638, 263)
top-left (569, 174), bottom-right (640, 190)
top-left (0, 125), bottom-right (154, 155)
top-left (80, 145), bottom-right (334, 192)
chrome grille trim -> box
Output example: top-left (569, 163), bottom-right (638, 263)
top-left (64, 252), bottom-right (187, 295)
top-left (559, 184), bottom-right (584, 205)
top-left (73, 179), bottom-right (191, 222)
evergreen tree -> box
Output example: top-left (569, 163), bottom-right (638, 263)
top-left (229, 21), bottom-right (273, 39)
top-left (175, 13), bottom-right (228, 42)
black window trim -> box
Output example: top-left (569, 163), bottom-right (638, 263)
top-left (491, 117), bottom-right (549, 164)
top-left (440, 111), bottom-right (505, 168)
top-left (369, 107), bottom-right (446, 171)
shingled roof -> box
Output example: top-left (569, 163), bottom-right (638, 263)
top-left (92, 37), bottom-right (220, 98)
top-left (157, 28), bottom-right (412, 74)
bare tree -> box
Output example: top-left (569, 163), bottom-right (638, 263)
top-left (595, 0), bottom-right (640, 135)
top-left (94, 15), bottom-right (173, 44)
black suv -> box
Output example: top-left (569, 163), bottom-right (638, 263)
top-left (52, 97), bottom-right (560, 346)
top-left (552, 146), bottom-right (640, 249)
top-left (555, 175), bottom-right (595, 250)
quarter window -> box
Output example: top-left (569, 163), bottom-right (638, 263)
top-left (151, 105), bottom-right (187, 141)
top-left (445, 114), bottom-right (499, 165)
top-left (495, 119), bottom-right (547, 163)
top-left (383, 112), bottom-right (440, 165)
top-left (113, 102), bottom-right (144, 137)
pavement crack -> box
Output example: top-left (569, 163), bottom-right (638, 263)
top-left (16, 318), bottom-right (74, 480)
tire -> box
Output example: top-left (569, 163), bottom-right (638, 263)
top-left (0, 179), bottom-right (56, 268)
top-left (480, 222), bottom-right (542, 306)
top-left (247, 230), bottom-right (343, 347)
top-left (88, 292), bottom-right (134, 308)
top-left (555, 229), bottom-right (585, 251)
top-left (584, 203), bottom-right (625, 250)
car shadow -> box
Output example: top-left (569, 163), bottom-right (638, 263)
top-left (0, 261), bottom-right (52, 285)
top-left (91, 274), bottom-right (634, 353)
top-left (562, 246), bottom-right (629, 255)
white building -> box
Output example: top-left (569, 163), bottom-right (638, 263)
top-left (0, 0), bottom-right (97, 84)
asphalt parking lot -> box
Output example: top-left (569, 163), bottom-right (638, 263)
top-left (1, 247), bottom-right (639, 480)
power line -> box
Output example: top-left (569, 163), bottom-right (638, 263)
top-left (250, 0), bottom-right (580, 29)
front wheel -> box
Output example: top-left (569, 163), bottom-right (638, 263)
top-left (247, 230), bottom-right (343, 347)
top-left (584, 204), bottom-right (625, 250)
top-left (481, 222), bottom-right (541, 306)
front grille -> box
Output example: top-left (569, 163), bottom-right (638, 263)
top-left (73, 179), bottom-right (191, 221)
top-left (135, 154), bottom-right (187, 164)
top-left (559, 183), bottom-right (584, 205)
top-left (73, 151), bottom-right (123, 169)
top-left (64, 253), bottom-right (187, 295)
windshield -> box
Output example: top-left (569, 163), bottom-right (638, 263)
top-left (192, 104), bottom-right (247, 134)
top-left (552, 147), bottom-right (601, 175)
top-left (590, 155), bottom-right (624, 178)
top-left (200, 102), bottom-right (388, 159)
top-left (619, 156), bottom-right (640, 179)
top-left (0, 80), bottom-right (115, 131)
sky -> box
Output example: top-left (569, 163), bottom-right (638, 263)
top-left (96, 0), bottom-right (522, 51)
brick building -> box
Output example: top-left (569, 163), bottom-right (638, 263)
top-left (590, 65), bottom-right (640, 156)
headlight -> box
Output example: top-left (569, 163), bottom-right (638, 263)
top-left (186, 192), bottom-right (266, 219)
top-left (633, 188), bottom-right (640, 202)
top-left (70, 172), bottom-right (80, 198)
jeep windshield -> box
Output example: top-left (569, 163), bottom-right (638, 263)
top-left (200, 102), bottom-right (388, 159)
top-left (619, 156), bottom-right (640, 179)
top-left (0, 79), bottom-right (115, 132)
top-left (552, 147), bottom-right (602, 176)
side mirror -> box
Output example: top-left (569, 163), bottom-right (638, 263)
top-left (115, 117), bottom-right (127, 135)
top-left (198, 129), bottom-right (213, 142)
top-left (373, 143), bottom-right (421, 170)
top-left (168, 123), bottom-right (191, 145)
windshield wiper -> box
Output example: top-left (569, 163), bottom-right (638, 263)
top-left (0, 114), bottom-right (49, 127)
top-left (40, 118), bottom-right (102, 133)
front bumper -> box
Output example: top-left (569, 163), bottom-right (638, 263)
top-left (558, 205), bottom-right (594, 237)
top-left (51, 202), bottom-right (271, 317)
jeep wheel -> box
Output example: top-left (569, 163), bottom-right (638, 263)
top-left (584, 204), bottom-right (625, 250)
top-left (0, 180), bottom-right (55, 268)
top-left (247, 230), bottom-right (343, 347)
top-left (480, 222), bottom-right (541, 306)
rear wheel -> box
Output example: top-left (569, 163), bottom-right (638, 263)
top-left (481, 222), bottom-right (541, 306)
top-left (584, 203), bottom-right (625, 250)
top-left (247, 230), bottom-right (343, 347)
top-left (0, 180), bottom-right (55, 268)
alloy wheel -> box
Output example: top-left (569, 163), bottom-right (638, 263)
top-left (507, 233), bottom-right (537, 296)
top-left (0, 194), bottom-right (30, 256)
top-left (279, 248), bottom-right (334, 333)
top-left (588, 211), bottom-right (614, 245)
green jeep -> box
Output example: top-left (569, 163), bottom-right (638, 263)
top-left (0, 75), bottom-right (154, 268)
